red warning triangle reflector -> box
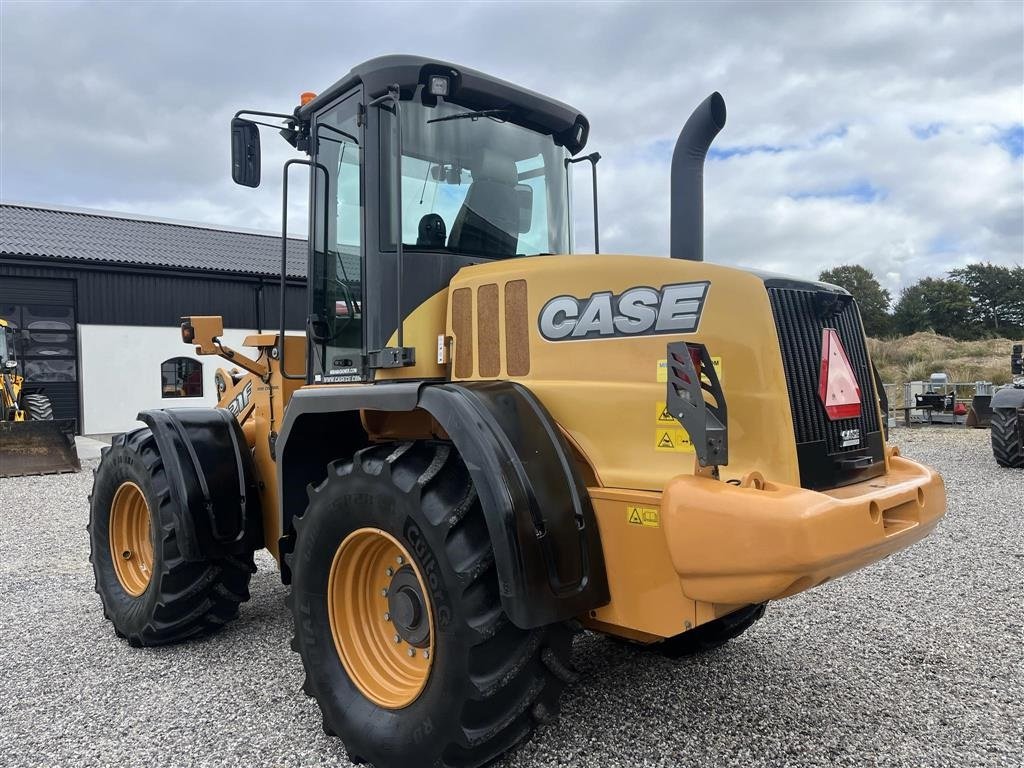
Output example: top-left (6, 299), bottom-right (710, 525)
top-left (818, 328), bottom-right (861, 420)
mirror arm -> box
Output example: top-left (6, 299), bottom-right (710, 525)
top-left (234, 109), bottom-right (297, 121)
top-left (235, 109), bottom-right (310, 151)
top-left (244, 118), bottom-right (295, 132)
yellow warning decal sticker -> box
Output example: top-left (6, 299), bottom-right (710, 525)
top-left (655, 356), bottom-right (724, 383)
top-left (654, 427), bottom-right (694, 453)
top-left (626, 505), bottom-right (660, 528)
top-left (655, 401), bottom-right (675, 424)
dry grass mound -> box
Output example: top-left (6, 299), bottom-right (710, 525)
top-left (868, 332), bottom-right (1018, 387)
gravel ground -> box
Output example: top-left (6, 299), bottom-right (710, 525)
top-left (1, 427), bottom-right (1021, 767)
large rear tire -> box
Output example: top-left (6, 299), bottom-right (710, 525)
top-left (88, 428), bottom-right (255, 646)
top-left (991, 407), bottom-right (1024, 468)
top-left (288, 441), bottom-right (576, 768)
top-left (652, 603), bottom-right (766, 658)
top-left (23, 392), bottom-right (53, 420)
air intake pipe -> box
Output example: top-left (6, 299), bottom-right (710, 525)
top-left (670, 92), bottom-right (726, 261)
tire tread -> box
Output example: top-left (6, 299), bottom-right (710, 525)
top-left (991, 408), bottom-right (1024, 468)
top-left (23, 393), bottom-right (53, 421)
top-left (90, 427), bottom-right (254, 646)
top-left (288, 441), bottom-right (574, 768)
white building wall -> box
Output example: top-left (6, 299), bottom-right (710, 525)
top-left (78, 324), bottom-right (263, 435)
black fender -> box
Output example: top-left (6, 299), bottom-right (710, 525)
top-left (991, 385), bottom-right (1024, 410)
top-left (276, 381), bottom-right (609, 629)
top-left (138, 408), bottom-right (263, 562)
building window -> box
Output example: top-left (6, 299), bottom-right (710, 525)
top-left (161, 357), bottom-right (203, 398)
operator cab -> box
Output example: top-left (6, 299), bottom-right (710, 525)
top-left (231, 55), bottom-right (590, 384)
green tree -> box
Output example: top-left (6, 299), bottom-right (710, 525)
top-left (949, 262), bottom-right (1024, 334)
top-left (818, 264), bottom-right (892, 337)
top-left (892, 278), bottom-right (977, 339)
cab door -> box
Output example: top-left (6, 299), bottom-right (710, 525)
top-left (310, 88), bottom-right (364, 383)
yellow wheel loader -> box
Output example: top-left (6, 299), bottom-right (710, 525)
top-left (0, 317), bottom-right (80, 478)
top-left (89, 56), bottom-right (946, 768)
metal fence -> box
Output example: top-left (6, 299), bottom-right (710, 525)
top-left (882, 380), bottom-right (993, 427)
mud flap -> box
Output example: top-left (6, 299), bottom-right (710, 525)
top-left (138, 408), bottom-right (263, 561)
top-left (0, 419), bottom-right (81, 478)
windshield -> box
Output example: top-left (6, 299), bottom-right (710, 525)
top-left (381, 98), bottom-right (571, 258)
top-left (0, 329), bottom-right (9, 365)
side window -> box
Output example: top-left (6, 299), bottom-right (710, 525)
top-left (312, 91), bottom-right (364, 379)
top-left (161, 357), bottom-right (203, 398)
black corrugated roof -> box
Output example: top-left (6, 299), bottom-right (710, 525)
top-left (0, 202), bottom-right (312, 279)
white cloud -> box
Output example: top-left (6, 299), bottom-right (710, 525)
top-left (1, 0), bottom-right (1021, 294)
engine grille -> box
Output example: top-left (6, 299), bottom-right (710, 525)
top-left (767, 285), bottom-right (883, 489)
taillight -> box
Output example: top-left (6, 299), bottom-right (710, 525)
top-left (688, 346), bottom-right (702, 378)
top-left (670, 345), bottom-right (704, 385)
top-left (818, 328), bottom-right (861, 420)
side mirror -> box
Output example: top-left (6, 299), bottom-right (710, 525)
top-left (231, 118), bottom-right (261, 187)
top-left (515, 184), bottom-right (533, 234)
top-left (4, 360), bottom-right (17, 370)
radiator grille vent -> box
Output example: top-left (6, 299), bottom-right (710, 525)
top-left (767, 286), bottom-right (882, 488)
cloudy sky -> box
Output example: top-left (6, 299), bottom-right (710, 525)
top-left (1, 0), bottom-right (1021, 296)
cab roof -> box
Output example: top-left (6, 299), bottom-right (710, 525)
top-left (295, 54), bottom-right (590, 154)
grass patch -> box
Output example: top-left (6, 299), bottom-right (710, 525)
top-left (868, 332), bottom-right (1019, 391)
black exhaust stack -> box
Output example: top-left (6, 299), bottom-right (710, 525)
top-left (670, 92), bottom-right (726, 261)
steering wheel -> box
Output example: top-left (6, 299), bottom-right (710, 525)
top-left (336, 279), bottom-right (358, 328)
top-left (332, 251), bottom-right (358, 332)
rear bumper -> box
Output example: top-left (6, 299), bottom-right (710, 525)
top-left (662, 453), bottom-right (945, 604)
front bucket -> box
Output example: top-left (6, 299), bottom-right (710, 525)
top-left (967, 395), bottom-right (993, 428)
top-left (0, 419), bottom-right (81, 478)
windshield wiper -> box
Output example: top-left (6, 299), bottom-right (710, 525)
top-left (427, 108), bottom-right (510, 124)
top-left (317, 123), bottom-right (359, 145)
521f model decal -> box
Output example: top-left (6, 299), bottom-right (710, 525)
top-left (226, 380), bottom-right (253, 416)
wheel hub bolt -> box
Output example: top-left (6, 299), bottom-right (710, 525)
top-left (407, 648), bottom-right (416, 658)
top-left (423, 650), bottom-right (430, 660)
top-left (393, 634), bottom-right (401, 644)
top-left (396, 556), bottom-right (404, 565)
top-left (383, 612), bottom-right (391, 622)
top-left (385, 567), bottom-right (394, 577)
top-left (380, 588), bottom-right (388, 597)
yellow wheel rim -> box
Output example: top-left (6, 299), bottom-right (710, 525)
top-left (328, 528), bottom-right (435, 709)
top-left (108, 481), bottom-right (154, 597)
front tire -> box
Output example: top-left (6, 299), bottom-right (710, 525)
top-left (88, 428), bottom-right (255, 646)
top-left (288, 442), bottom-right (576, 768)
top-left (991, 408), bottom-right (1024, 468)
